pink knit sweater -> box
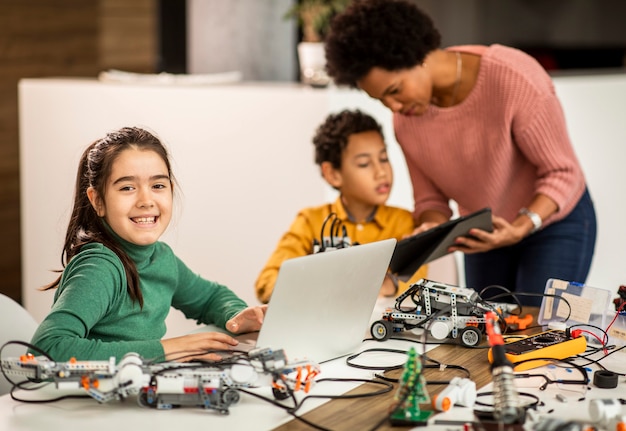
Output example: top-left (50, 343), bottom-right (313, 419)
top-left (394, 44), bottom-right (585, 227)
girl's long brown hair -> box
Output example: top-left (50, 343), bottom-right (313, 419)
top-left (44, 127), bottom-right (173, 308)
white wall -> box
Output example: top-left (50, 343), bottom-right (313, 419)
top-left (19, 80), bottom-right (329, 335)
top-left (19, 74), bottom-right (626, 337)
top-left (552, 73), bottom-right (626, 292)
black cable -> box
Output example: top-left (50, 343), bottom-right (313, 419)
top-left (0, 339), bottom-right (387, 431)
top-left (383, 336), bottom-right (459, 346)
top-left (237, 387), bottom-right (332, 431)
top-left (0, 340), bottom-right (95, 403)
top-left (574, 344), bottom-right (626, 375)
top-left (1, 340), bottom-right (55, 387)
top-left (0, 340), bottom-right (57, 402)
top-left (346, 348), bottom-right (408, 371)
top-left (145, 346), bottom-right (253, 365)
top-left (382, 281), bottom-right (577, 348)
top-left (346, 346), bottom-right (471, 386)
top-left (511, 357), bottom-right (590, 390)
top-left (422, 355), bottom-right (472, 383)
top-left (292, 378), bottom-right (393, 413)
top-left (474, 390), bottom-right (541, 410)
top-left (226, 358), bottom-right (392, 429)
top-left (477, 284), bottom-right (524, 314)
top-left (330, 217), bottom-right (342, 248)
top-left (10, 381), bottom-right (92, 404)
top-left (568, 323), bottom-right (610, 347)
top-left (375, 362), bottom-right (471, 385)
top-left (384, 280), bottom-right (510, 345)
top-left (319, 212), bottom-right (338, 251)
top-left (238, 377), bottom-right (393, 431)
top-left (479, 286), bottom-right (573, 324)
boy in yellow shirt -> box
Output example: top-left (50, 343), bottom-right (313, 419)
top-left (255, 109), bottom-right (427, 304)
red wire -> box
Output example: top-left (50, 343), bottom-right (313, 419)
top-left (604, 300), bottom-right (625, 347)
top-left (577, 329), bottom-right (607, 354)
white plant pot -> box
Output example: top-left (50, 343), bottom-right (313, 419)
top-left (297, 42), bottom-right (330, 88)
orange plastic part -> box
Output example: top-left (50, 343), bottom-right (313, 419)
top-left (504, 314), bottom-right (533, 330)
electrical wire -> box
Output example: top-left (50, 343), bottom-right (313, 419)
top-left (510, 357), bottom-right (590, 390)
top-left (474, 390), bottom-right (541, 411)
top-left (239, 377), bottom-right (393, 431)
top-left (1, 339), bottom-right (397, 431)
top-left (478, 285), bottom-right (573, 324)
top-left (345, 346), bottom-right (471, 385)
top-left (605, 300), bottom-right (626, 337)
top-left (1, 341), bottom-right (46, 384)
top-left (318, 212), bottom-right (343, 251)
top-left (317, 212), bottom-right (353, 252)
top-left (291, 377), bottom-right (393, 413)
top-left (0, 340), bottom-right (94, 403)
top-left (330, 217), bottom-right (342, 248)
top-left (573, 344), bottom-right (626, 375)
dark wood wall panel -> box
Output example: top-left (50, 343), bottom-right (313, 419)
top-left (100, 0), bottom-right (157, 73)
top-left (0, 0), bottom-right (157, 303)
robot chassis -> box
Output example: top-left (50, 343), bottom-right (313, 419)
top-left (371, 279), bottom-right (499, 346)
top-left (1, 347), bottom-right (320, 414)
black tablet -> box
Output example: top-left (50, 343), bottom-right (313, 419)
top-left (390, 207), bottom-right (493, 278)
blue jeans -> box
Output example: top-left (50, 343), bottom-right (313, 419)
top-left (464, 188), bottom-right (597, 307)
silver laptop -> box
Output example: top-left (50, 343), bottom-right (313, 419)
top-left (236, 238), bottom-right (396, 363)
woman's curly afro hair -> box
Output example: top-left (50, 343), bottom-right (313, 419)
top-left (325, 0), bottom-right (441, 87)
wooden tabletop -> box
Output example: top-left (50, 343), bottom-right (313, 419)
top-left (275, 310), bottom-right (539, 431)
top-left (274, 343), bottom-right (493, 431)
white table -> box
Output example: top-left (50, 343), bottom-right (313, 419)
top-left (3, 297), bottom-right (625, 431)
top-left (0, 298), bottom-right (406, 431)
top-left (0, 336), bottom-right (419, 431)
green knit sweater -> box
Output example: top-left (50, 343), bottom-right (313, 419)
top-left (30, 236), bottom-right (247, 362)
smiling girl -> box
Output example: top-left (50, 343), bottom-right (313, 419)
top-left (31, 127), bottom-right (265, 362)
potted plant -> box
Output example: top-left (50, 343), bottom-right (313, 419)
top-left (285, 0), bottom-right (350, 87)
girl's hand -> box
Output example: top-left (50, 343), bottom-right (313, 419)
top-left (448, 215), bottom-right (526, 254)
top-left (226, 305), bottom-right (267, 334)
top-left (161, 332), bottom-right (239, 362)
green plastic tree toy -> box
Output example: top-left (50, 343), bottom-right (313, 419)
top-left (389, 346), bottom-right (433, 426)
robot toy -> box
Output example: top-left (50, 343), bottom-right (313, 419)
top-left (371, 279), bottom-right (507, 346)
top-left (1, 347), bottom-right (319, 414)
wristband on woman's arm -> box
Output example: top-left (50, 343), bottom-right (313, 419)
top-left (518, 207), bottom-right (542, 233)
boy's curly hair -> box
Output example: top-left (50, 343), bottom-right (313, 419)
top-left (313, 109), bottom-right (383, 170)
top-left (325, 0), bottom-right (441, 87)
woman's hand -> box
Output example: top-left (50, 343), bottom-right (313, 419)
top-left (405, 210), bottom-right (449, 238)
top-left (448, 215), bottom-right (526, 254)
top-left (225, 305), bottom-right (267, 334)
top-left (161, 332), bottom-right (240, 362)
top-left (406, 221), bottom-right (440, 238)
